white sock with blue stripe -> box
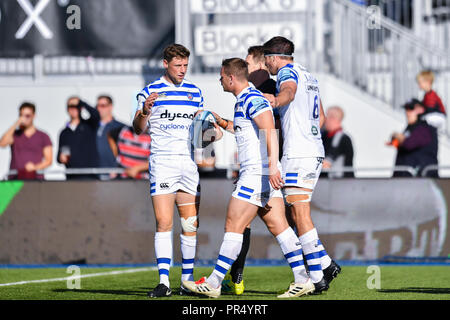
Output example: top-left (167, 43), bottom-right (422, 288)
top-left (317, 239), bottom-right (332, 270)
top-left (299, 228), bottom-right (324, 284)
top-left (207, 232), bottom-right (243, 289)
top-left (276, 227), bottom-right (309, 284)
top-left (180, 234), bottom-right (196, 282)
top-left (155, 231), bottom-right (172, 288)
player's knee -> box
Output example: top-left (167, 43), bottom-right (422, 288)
top-left (156, 218), bottom-right (173, 232)
top-left (180, 215), bottom-right (198, 233)
top-left (284, 188), bottom-right (313, 206)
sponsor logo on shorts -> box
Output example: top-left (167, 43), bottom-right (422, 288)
top-left (305, 173), bottom-right (316, 180)
top-left (160, 183), bottom-right (170, 189)
top-left (311, 126), bottom-right (319, 135)
top-left (255, 191), bottom-right (270, 202)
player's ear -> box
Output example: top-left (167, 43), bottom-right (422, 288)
top-left (163, 59), bottom-right (169, 69)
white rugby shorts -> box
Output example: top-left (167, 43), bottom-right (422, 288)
top-left (149, 155), bottom-right (200, 196)
top-left (232, 172), bottom-right (283, 208)
top-left (281, 156), bottom-right (324, 191)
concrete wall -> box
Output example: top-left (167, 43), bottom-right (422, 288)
top-left (0, 178), bottom-right (448, 264)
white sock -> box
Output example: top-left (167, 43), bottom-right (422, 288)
top-left (317, 239), bottom-right (332, 269)
top-left (155, 231), bottom-right (172, 288)
top-left (180, 234), bottom-right (196, 282)
top-left (299, 228), bottom-right (324, 283)
top-left (276, 227), bottom-right (309, 284)
top-left (207, 232), bottom-right (243, 289)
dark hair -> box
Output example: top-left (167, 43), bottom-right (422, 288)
top-left (19, 102), bottom-right (36, 114)
top-left (163, 44), bottom-right (190, 63)
top-left (247, 45), bottom-right (265, 62)
top-left (222, 58), bottom-right (249, 80)
top-left (263, 36), bottom-right (295, 58)
top-left (97, 95), bottom-right (113, 105)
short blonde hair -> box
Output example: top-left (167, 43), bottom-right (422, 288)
top-left (416, 70), bottom-right (434, 84)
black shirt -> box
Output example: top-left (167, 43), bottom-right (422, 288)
top-left (57, 101), bottom-right (100, 178)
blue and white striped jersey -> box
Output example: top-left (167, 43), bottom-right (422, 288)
top-left (233, 86), bottom-right (276, 175)
top-left (135, 76), bottom-right (204, 156)
top-left (276, 63), bottom-right (325, 158)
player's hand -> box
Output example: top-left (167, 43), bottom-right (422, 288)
top-left (211, 122), bottom-right (224, 142)
top-left (269, 167), bottom-right (284, 190)
top-left (143, 93), bottom-right (158, 116)
top-left (263, 93), bottom-right (277, 108)
top-left (210, 111), bottom-right (222, 123)
top-left (322, 159), bottom-right (332, 169)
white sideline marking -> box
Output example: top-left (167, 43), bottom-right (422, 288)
top-left (0, 267), bottom-right (157, 287)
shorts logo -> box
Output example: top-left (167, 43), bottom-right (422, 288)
top-left (305, 173), bottom-right (316, 180)
top-left (311, 126), bottom-right (319, 135)
top-left (255, 192), bottom-right (270, 202)
top-left (160, 183), bottom-right (169, 189)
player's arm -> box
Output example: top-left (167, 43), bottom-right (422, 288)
top-left (211, 111), bottom-right (234, 134)
top-left (252, 110), bottom-right (284, 190)
top-left (264, 81), bottom-right (297, 109)
top-left (133, 93), bottom-right (157, 135)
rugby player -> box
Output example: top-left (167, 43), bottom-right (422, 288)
top-left (222, 45), bottom-right (277, 295)
top-left (133, 44), bottom-right (222, 298)
top-left (262, 36), bottom-right (341, 292)
top-left (182, 58), bottom-right (317, 298)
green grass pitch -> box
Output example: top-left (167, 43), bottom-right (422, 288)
top-left (1, 266), bottom-right (449, 300)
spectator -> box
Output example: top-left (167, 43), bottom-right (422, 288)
top-left (57, 97), bottom-right (100, 180)
top-left (0, 102), bottom-right (52, 180)
top-left (95, 95), bottom-right (125, 173)
top-left (388, 99), bottom-right (438, 177)
top-left (107, 125), bottom-right (150, 179)
top-left (416, 70), bottom-right (447, 132)
top-left (321, 106), bottom-right (354, 178)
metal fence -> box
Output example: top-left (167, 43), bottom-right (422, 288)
top-left (5, 165), bottom-right (450, 181)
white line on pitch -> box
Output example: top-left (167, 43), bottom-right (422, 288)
top-left (0, 267), bottom-right (157, 287)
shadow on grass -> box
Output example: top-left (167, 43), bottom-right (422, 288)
top-left (53, 288), bottom-right (147, 297)
top-left (378, 287), bottom-right (450, 294)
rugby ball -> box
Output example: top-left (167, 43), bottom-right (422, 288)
top-left (191, 110), bottom-right (217, 149)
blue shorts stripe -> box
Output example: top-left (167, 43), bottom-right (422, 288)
top-left (289, 260), bottom-right (303, 269)
top-left (235, 111), bottom-right (245, 118)
top-left (237, 192), bottom-right (251, 199)
top-left (240, 186), bottom-right (254, 193)
top-left (286, 173), bottom-right (298, 177)
top-left (284, 249), bottom-right (303, 260)
top-left (158, 268), bottom-right (169, 276)
top-left (150, 182), bottom-right (156, 187)
top-left (307, 264), bottom-right (322, 271)
top-left (157, 258), bottom-right (171, 265)
top-left (150, 189), bottom-right (156, 194)
top-left (182, 268), bottom-right (194, 275)
top-left (214, 264), bottom-right (228, 275)
top-left (182, 258), bottom-right (195, 264)
top-left (285, 179), bottom-right (298, 184)
top-left (218, 255), bottom-right (234, 266)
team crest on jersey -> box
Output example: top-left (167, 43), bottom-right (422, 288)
top-left (187, 93), bottom-right (193, 100)
top-left (158, 92), bottom-right (167, 98)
